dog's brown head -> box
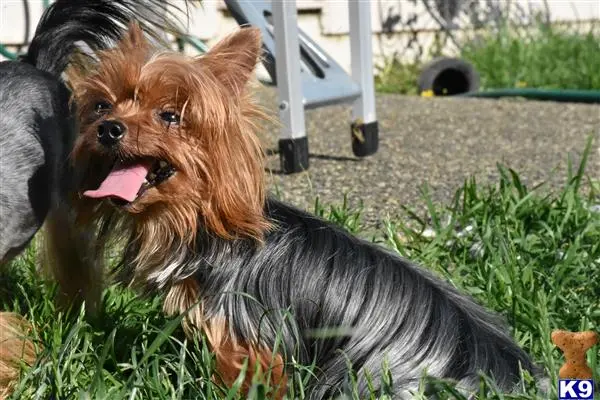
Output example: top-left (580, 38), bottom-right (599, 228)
top-left (71, 24), bottom-right (270, 245)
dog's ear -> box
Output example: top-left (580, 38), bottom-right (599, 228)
top-left (119, 22), bottom-right (151, 53)
top-left (200, 27), bottom-right (262, 95)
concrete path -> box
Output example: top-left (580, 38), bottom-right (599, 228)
top-left (254, 87), bottom-right (599, 227)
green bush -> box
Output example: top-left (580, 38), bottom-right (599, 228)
top-left (461, 21), bottom-right (600, 90)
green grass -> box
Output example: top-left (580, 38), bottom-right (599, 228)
top-left (375, 20), bottom-right (600, 94)
top-left (461, 21), bottom-right (600, 90)
top-left (2, 141), bottom-right (599, 399)
top-left (374, 57), bottom-right (422, 95)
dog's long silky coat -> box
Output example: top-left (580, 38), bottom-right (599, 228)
top-left (69, 26), bottom-right (547, 399)
top-left (156, 198), bottom-right (543, 398)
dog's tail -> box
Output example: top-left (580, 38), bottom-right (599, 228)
top-left (21, 0), bottom-right (186, 77)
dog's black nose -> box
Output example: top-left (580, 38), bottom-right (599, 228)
top-left (97, 120), bottom-right (126, 146)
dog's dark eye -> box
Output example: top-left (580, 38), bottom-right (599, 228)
top-left (159, 111), bottom-right (181, 126)
top-left (95, 101), bottom-right (112, 114)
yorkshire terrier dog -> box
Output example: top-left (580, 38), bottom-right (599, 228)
top-left (67, 25), bottom-right (546, 398)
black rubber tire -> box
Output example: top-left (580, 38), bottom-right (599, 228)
top-left (418, 57), bottom-right (480, 96)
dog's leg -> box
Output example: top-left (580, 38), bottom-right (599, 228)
top-left (163, 278), bottom-right (288, 399)
top-left (210, 332), bottom-right (288, 400)
top-left (41, 201), bottom-right (103, 316)
top-left (0, 312), bottom-right (37, 398)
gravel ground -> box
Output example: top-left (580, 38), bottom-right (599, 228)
top-left (253, 86), bottom-right (600, 228)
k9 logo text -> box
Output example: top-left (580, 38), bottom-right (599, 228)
top-left (558, 379), bottom-right (594, 400)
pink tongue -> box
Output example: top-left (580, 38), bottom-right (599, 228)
top-left (84, 163), bottom-right (150, 202)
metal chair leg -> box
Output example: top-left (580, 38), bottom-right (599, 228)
top-left (349, 0), bottom-right (379, 157)
top-left (224, 0), bottom-right (379, 172)
top-left (272, 0), bottom-right (309, 173)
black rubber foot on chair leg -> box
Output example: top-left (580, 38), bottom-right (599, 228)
top-left (351, 121), bottom-right (379, 157)
top-left (279, 137), bottom-right (309, 174)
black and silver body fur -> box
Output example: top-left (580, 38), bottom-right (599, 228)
top-left (122, 197), bottom-right (545, 399)
top-left (0, 0), bottom-right (184, 264)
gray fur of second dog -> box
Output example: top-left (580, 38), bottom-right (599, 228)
top-left (0, 63), bottom-right (73, 263)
